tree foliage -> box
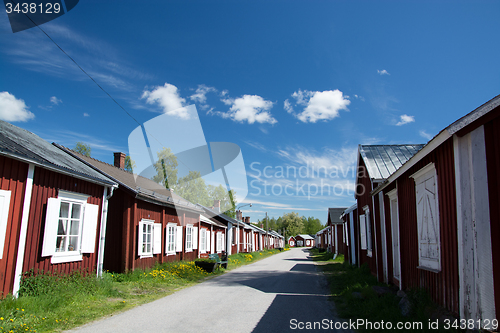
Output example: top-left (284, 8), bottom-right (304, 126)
top-left (74, 142), bottom-right (91, 157)
top-left (302, 216), bottom-right (324, 234)
top-left (124, 155), bottom-right (135, 172)
top-left (282, 212), bottom-right (304, 236)
top-left (152, 147), bottom-right (178, 189)
top-left (151, 147), bottom-right (237, 213)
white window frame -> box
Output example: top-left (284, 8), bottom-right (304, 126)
top-left (216, 231), bottom-right (222, 253)
top-left (138, 219), bottom-right (161, 258)
top-left (362, 206), bottom-right (372, 257)
top-left (0, 190), bottom-right (12, 260)
top-left (387, 188), bottom-right (401, 282)
top-left (185, 224), bottom-right (193, 252)
top-left (165, 223), bottom-right (177, 255)
top-left (42, 190), bottom-right (99, 264)
top-left (359, 214), bottom-right (367, 250)
top-left (200, 228), bottom-right (207, 253)
top-left (411, 163), bottom-right (441, 272)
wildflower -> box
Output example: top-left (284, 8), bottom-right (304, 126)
top-left (0, 317), bottom-right (3, 320)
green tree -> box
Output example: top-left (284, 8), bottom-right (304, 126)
top-left (302, 216), bottom-right (324, 234)
top-left (282, 212), bottom-right (304, 236)
top-left (124, 155), bottom-right (135, 173)
top-left (152, 147), bottom-right (178, 189)
top-left (74, 142), bottom-right (91, 157)
top-left (174, 171), bottom-right (211, 206)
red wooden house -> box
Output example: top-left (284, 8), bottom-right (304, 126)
top-left (354, 144), bottom-right (424, 281)
top-left (288, 236), bottom-right (296, 247)
top-left (0, 121), bottom-right (117, 296)
top-left (372, 94), bottom-right (500, 323)
top-left (60, 148), bottom-right (204, 273)
top-left (327, 208), bottom-right (347, 255)
top-left (295, 234), bottom-right (314, 247)
top-left (199, 212), bottom-right (227, 258)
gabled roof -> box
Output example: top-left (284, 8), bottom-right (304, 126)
top-left (373, 93), bottom-right (500, 196)
top-left (316, 226), bottom-right (328, 235)
top-left (199, 205), bottom-right (239, 227)
top-left (59, 145), bottom-right (202, 213)
top-left (359, 144), bottom-right (424, 180)
top-left (328, 207), bottom-right (347, 224)
top-left (200, 213), bottom-right (227, 228)
top-left (0, 121), bottom-right (116, 186)
top-left (296, 234), bottom-right (314, 240)
top-left (340, 203), bottom-right (357, 219)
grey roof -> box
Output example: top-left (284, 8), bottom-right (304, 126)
top-left (296, 234), bottom-right (314, 240)
top-left (59, 145), bottom-right (202, 213)
top-left (359, 144), bottom-right (424, 180)
top-left (0, 121), bottom-right (116, 186)
top-left (328, 208), bottom-right (347, 224)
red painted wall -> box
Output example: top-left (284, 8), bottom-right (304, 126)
top-left (0, 156), bottom-right (28, 296)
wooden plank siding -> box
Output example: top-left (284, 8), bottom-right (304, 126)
top-left (23, 166), bottom-right (104, 277)
top-left (355, 157), bottom-right (377, 275)
top-left (0, 156), bottom-right (28, 296)
top-left (104, 188), bottom-right (199, 273)
top-left (484, 115), bottom-right (500, 319)
top-left (382, 182), bottom-right (396, 285)
top-left (395, 137), bottom-right (459, 315)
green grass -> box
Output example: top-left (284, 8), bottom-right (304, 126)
top-left (0, 249), bottom-right (283, 332)
top-left (310, 249), bottom-right (459, 333)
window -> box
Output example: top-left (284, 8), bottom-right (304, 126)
top-left (42, 190), bottom-right (99, 264)
top-left (411, 163), bottom-right (441, 272)
top-left (359, 215), bottom-right (367, 250)
top-left (185, 224), bottom-right (193, 252)
top-left (363, 206), bottom-right (372, 257)
top-left (200, 228), bottom-right (207, 253)
top-left (138, 219), bottom-right (161, 258)
top-left (232, 226), bottom-right (236, 245)
top-left (0, 190), bottom-right (12, 260)
top-left (165, 223), bottom-right (176, 255)
top-left (216, 232), bottom-right (222, 253)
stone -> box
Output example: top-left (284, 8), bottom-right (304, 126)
top-left (399, 296), bottom-right (412, 317)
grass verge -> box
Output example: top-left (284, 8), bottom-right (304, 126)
top-left (0, 248), bottom-right (283, 333)
top-left (310, 249), bottom-right (460, 333)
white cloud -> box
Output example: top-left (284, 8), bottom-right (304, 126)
top-left (189, 84), bottom-right (216, 110)
top-left (396, 114), bottom-right (415, 126)
top-left (288, 89), bottom-right (350, 123)
top-left (419, 130), bottom-right (433, 140)
top-left (284, 99), bottom-right (294, 114)
top-left (219, 95), bottom-right (277, 124)
top-left (141, 83), bottom-right (189, 119)
top-left (377, 69), bottom-right (390, 75)
top-left (83, 112), bottom-right (90, 117)
top-left (50, 96), bottom-right (62, 105)
top-left (0, 91), bottom-right (35, 122)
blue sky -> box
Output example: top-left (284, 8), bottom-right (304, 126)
top-left (1, 1), bottom-right (499, 224)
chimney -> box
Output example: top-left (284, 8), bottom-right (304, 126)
top-left (245, 216), bottom-right (250, 223)
top-left (237, 210), bottom-right (242, 221)
top-left (213, 200), bottom-right (221, 212)
top-left (114, 152), bottom-right (126, 169)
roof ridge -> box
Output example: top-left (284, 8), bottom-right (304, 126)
top-left (59, 145), bottom-right (135, 174)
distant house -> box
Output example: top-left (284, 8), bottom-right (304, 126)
top-left (327, 208), bottom-right (347, 255)
top-left (288, 236), bottom-right (296, 247)
top-left (353, 144), bottom-right (423, 281)
top-left (59, 148), bottom-right (204, 273)
top-left (199, 211), bottom-right (227, 258)
top-left (295, 234), bottom-right (314, 247)
top-left (340, 204), bottom-right (357, 266)
top-left (371, 94), bottom-right (500, 322)
top-left (0, 121), bottom-right (117, 296)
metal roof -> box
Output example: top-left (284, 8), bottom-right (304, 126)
top-left (359, 144), bottom-right (424, 180)
top-left (328, 208), bottom-right (347, 224)
top-left (296, 234), bottom-right (314, 240)
top-left (0, 121), bottom-right (116, 186)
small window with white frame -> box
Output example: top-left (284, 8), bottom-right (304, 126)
top-left (42, 190), bottom-right (99, 264)
top-left (138, 219), bottom-right (162, 258)
top-left (200, 228), bottom-right (207, 253)
top-left (185, 224), bottom-right (193, 252)
top-left (165, 223), bottom-right (177, 255)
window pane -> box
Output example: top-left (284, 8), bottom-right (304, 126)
top-left (70, 220), bottom-right (80, 235)
top-left (71, 204), bottom-right (81, 219)
top-left (68, 236), bottom-right (78, 251)
top-left (56, 236), bottom-right (66, 252)
top-left (57, 219), bottom-right (67, 235)
top-left (59, 202), bottom-right (69, 218)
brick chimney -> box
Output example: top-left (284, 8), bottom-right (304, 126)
top-left (114, 152), bottom-right (126, 169)
top-left (213, 200), bottom-right (221, 212)
top-left (245, 216), bottom-right (250, 223)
